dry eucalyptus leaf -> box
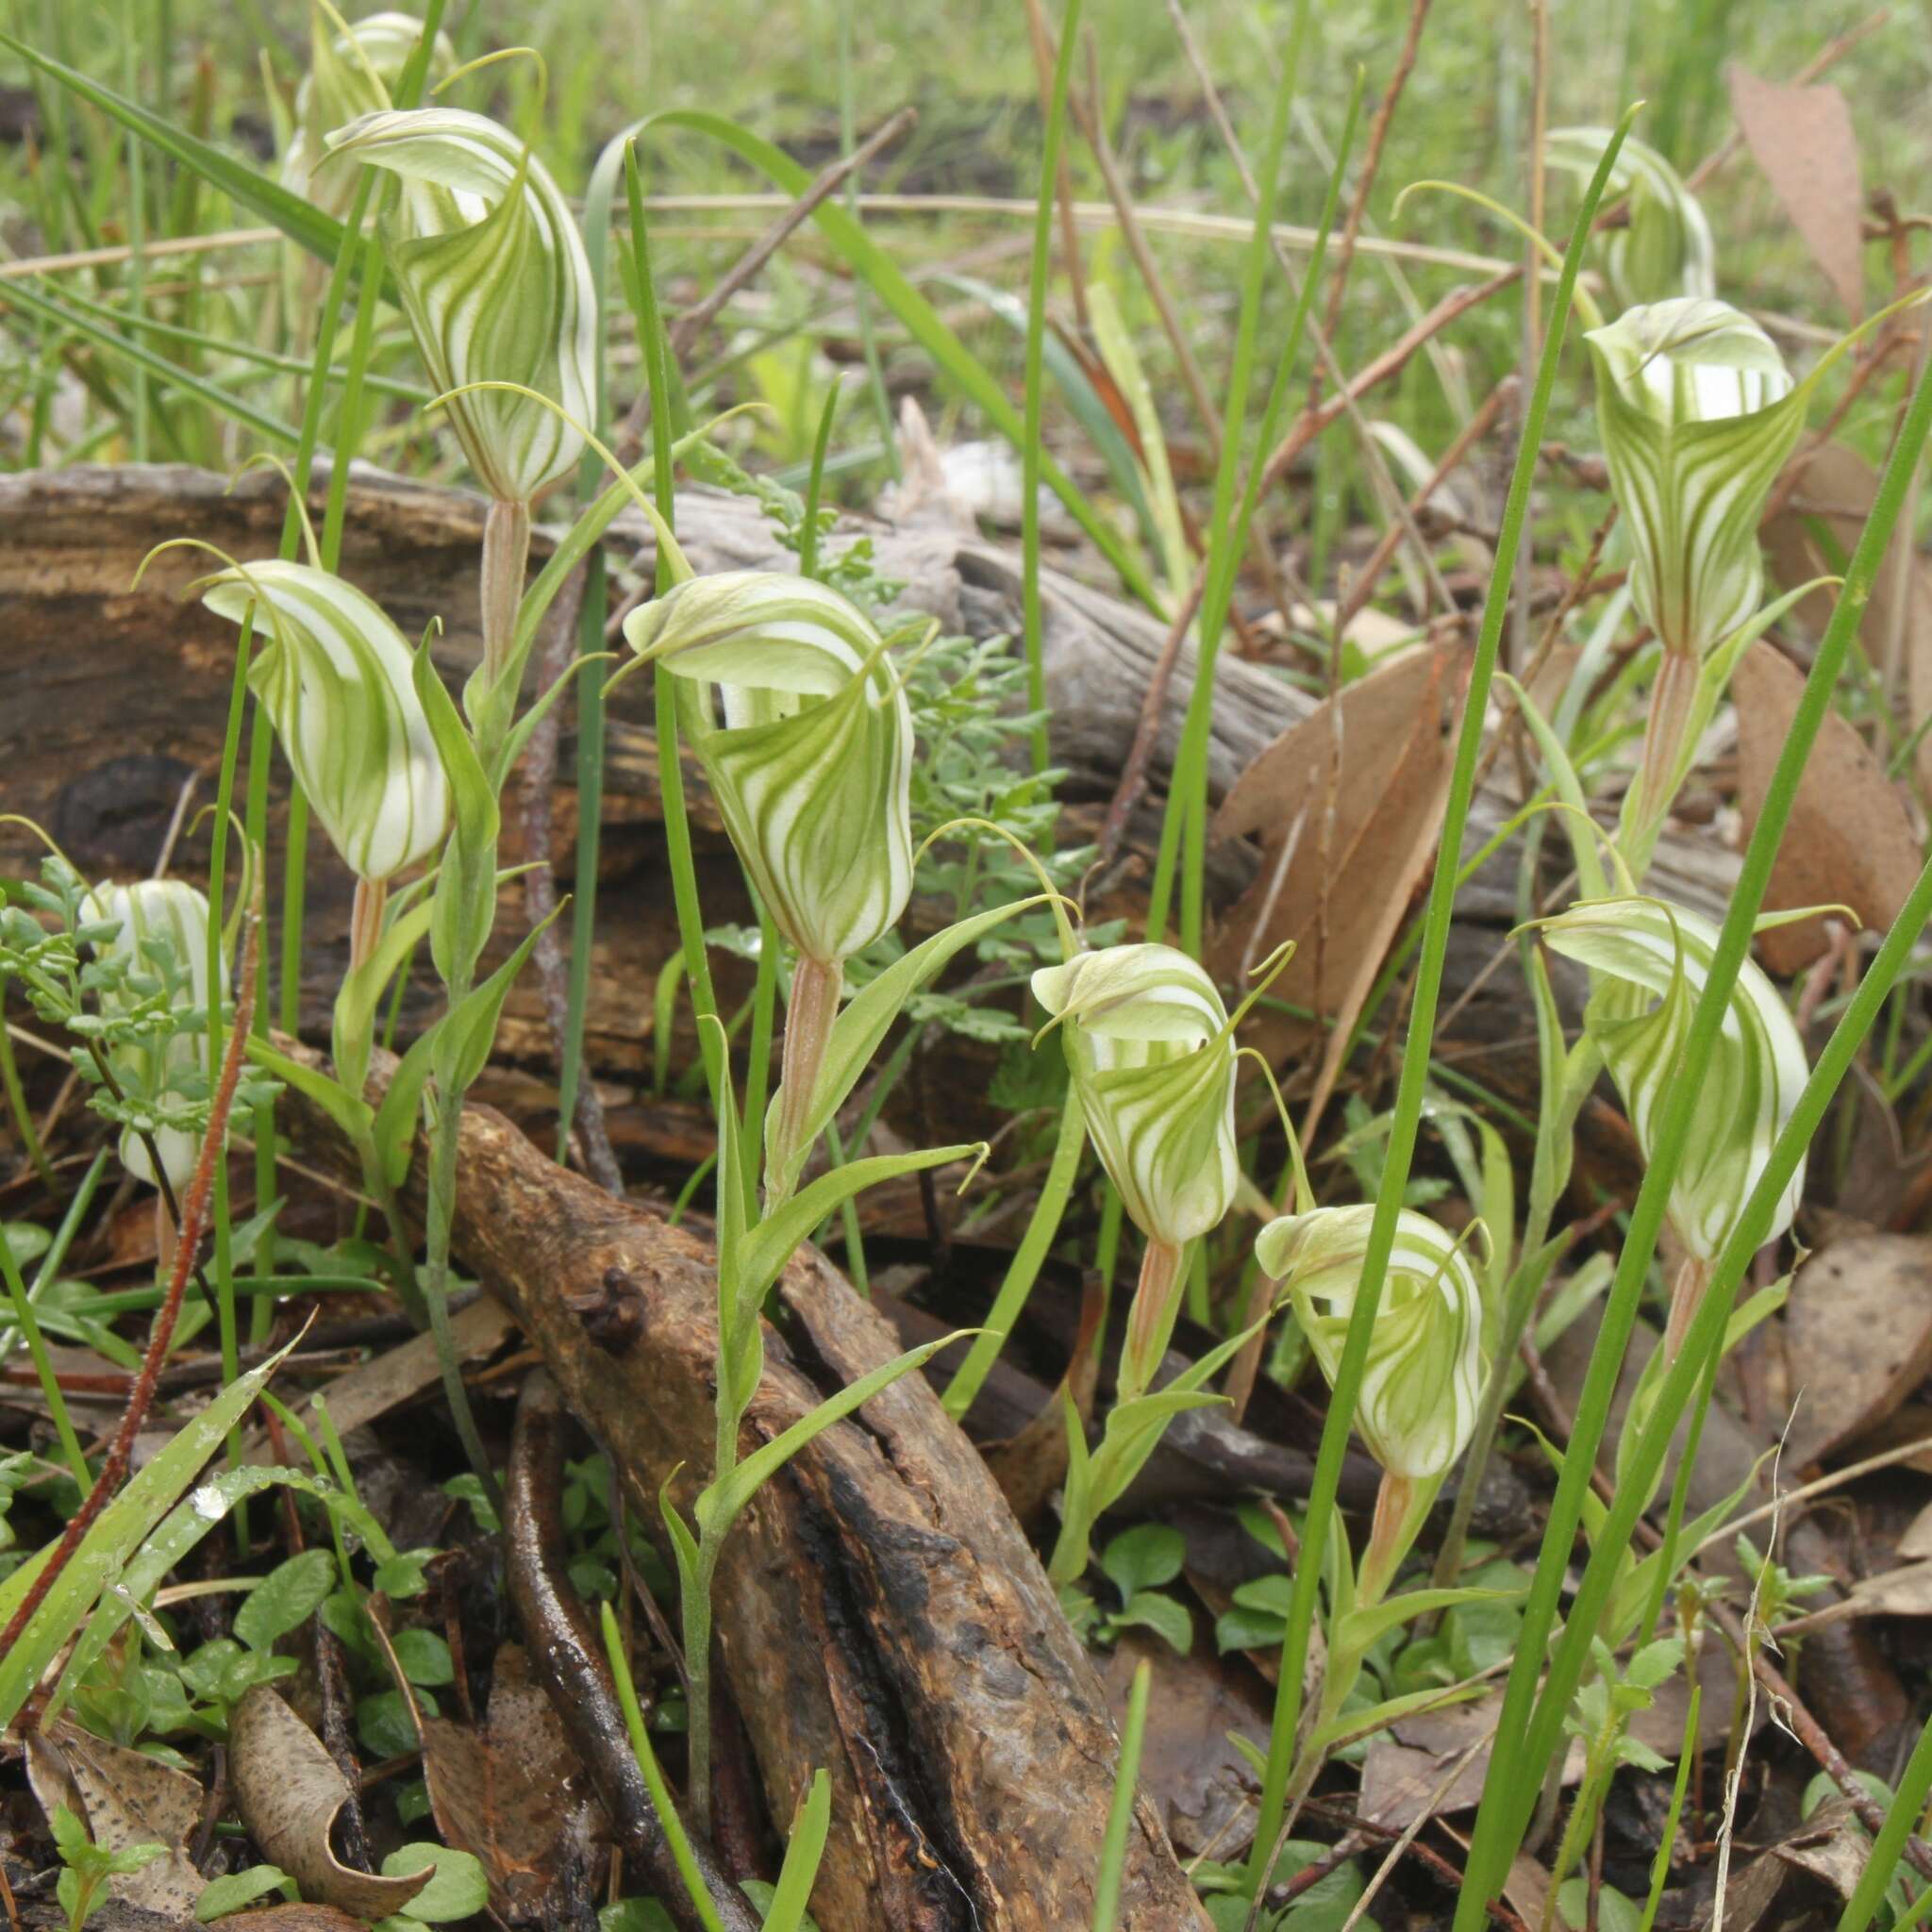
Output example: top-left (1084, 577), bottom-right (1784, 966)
top-left (1773, 1796), bottom-right (1874, 1899)
top-left (1844, 1559), bottom-right (1932, 1619)
top-left (1707, 1849), bottom-right (1790, 1932)
top-left (1728, 66), bottom-right (1866, 318)
top-left (1361, 1636), bottom-right (1746, 1834)
top-left (1208, 644), bottom-right (1456, 1122)
top-left (1100, 1632), bottom-right (1271, 1859)
top-left (25, 1719), bottom-right (204, 1920)
top-left (1900, 1498), bottom-right (1932, 1560)
top-left (1731, 639), bottom-right (1920, 972)
top-left (1784, 1235), bottom-right (1932, 1467)
top-left (419, 1646), bottom-right (584, 1922)
top-left (229, 1686), bottom-right (428, 1922)
top-left (1762, 440), bottom-right (1932, 801)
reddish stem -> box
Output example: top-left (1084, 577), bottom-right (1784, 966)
top-left (0, 916), bottom-right (259, 1708)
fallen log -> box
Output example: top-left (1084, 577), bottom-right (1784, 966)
top-left (0, 461), bottom-right (1731, 1109)
top-left (276, 1039), bottom-right (1212, 1932)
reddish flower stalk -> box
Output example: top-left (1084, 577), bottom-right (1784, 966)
top-left (0, 915), bottom-right (260, 1712)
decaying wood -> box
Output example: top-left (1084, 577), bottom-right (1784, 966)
top-left (0, 459), bottom-right (1739, 1182)
top-left (276, 1041), bottom-right (1211, 1932)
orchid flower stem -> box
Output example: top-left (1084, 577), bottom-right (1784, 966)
top-left (1357, 1470), bottom-right (1424, 1609)
top-left (686, 1499), bottom-right (726, 1837)
top-left (1627, 644), bottom-right (1699, 872)
top-left (348, 875), bottom-right (388, 977)
top-left (481, 498), bottom-right (532, 692)
top-left (1118, 1236), bottom-right (1188, 1407)
top-left (421, 988), bottom-right (498, 1506)
top-left (1662, 1252), bottom-right (1711, 1367)
top-left (768, 955), bottom-right (842, 1211)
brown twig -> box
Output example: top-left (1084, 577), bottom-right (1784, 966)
top-left (0, 1845), bottom-right (23, 1932)
top-left (1260, 272), bottom-right (1522, 492)
top-left (1096, 572), bottom-right (1207, 864)
top-left (1072, 28), bottom-right (1220, 445)
top-left (1332, 375), bottom-right (1516, 640)
top-left (1296, 1800), bottom-right (1532, 1932)
top-left (1311, 0), bottom-right (1435, 386)
top-left (516, 566), bottom-right (624, 1196)
top-left (1711, 1593), bottom-right (1932, 1883)
top-left (1021, 0), bottom-right (1090, 336)
top-left (189, 1744), bottom-right (226, 1873)
top-left (503, 1372), bottom-right (759, 1932)
top-left (0, 914), bottom-right (260, 1707)
top-left (664, 107), bottom-right (917, 362)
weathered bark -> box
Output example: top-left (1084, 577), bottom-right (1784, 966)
top-left (0, 461), bottom-right (1734, 1091)
top-left (277, 1041), bottom-right (1210, 1932)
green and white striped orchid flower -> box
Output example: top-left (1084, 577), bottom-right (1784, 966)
top-left (82, 877), bottom-right (227, 1195)
top-left (1539, 894), bottom-right (1807, 1279)
top-left (195, 562), bottom-right (450, 939)
top-left (1587, 298), bottom-right (1799, 668)
top-left (625, 570), bottom-right (916, 1205)
top-left (1031, 942), bottom-right (1240, 1405)
top-left (1254, 1205), bottom-right (1487, 1484)
top-left (280, 9), bottom-right (454, 216)
top-left (1548, 128), bottom-right (1715, 310)
top-left (1587, 299), bottom-right (1804, 857)
top-left (1031, 943), bottom-right (1240, 1254)
top-left (325, 107), bottom-right (595, 508)
top-left (624, 571), bottom-right (915, 970)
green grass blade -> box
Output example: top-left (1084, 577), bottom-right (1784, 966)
top-left (598, 1602), bottom-right (728, 1932)
top-left (0, 1336), bottom-right (299, 1730)
top-left (760, 1768), bottom-right (831, 1932)
top-left (1453, 228), bottom-right (1932, 1931)
top-left (622, 142), bottom-right (729, 1134)
top-left (1841, 1713), bottom-right (1932, 1931)
top-left (1023, 0), bottom-right (1090, 777)
top-left (636, 108), bottom-right (1158, 610)
top-left (942, 1083), bottom-right (1085, 1421)
top-left (1246, 108), bottom-right (1641, 1906)
top-left (0, 27), bottom-right (350, 266)
top-left (1091, 1657), bottom-right (1151, 1932)
top-left (0, 274), bottom-right (297, 447)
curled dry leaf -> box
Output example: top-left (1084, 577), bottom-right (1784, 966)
top-left (1773, 1795), bottom-right (1878, 1901)
top-left (25, 1719), bottom-right (204, 1921)
top-left (1783, 1234), bottom-right (1932, 1468)
top-left (1208, 643), bottom-right (1457, 1127)
top-left (1728, 65), bottom-right (1866, 318)
top-left (418, 1646), bottom-right (586, 1922)
top-left (229, 1686), bottom-right (429, 1922)
top-left (1730, 638), bottom-right (1921, 973)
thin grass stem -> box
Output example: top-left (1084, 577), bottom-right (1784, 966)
top-left (1246, 111), bottom-right (1640, 1906)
